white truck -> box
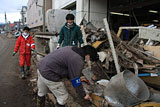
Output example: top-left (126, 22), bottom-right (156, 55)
top-left (35, 9), bottom-right (71, 59)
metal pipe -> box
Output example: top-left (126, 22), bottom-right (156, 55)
top-left (88, 0), bottom-right (90, 22)
top-left (43, 0), bottom-right (46, 32)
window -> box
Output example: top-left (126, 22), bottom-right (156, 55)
top-left (39, 10), bottom-right (41, 16)
top-left (24, 17), bottom-right (26, 22)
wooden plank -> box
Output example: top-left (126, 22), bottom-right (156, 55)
top-left (90, 94), bottom-right (105, 107)
top-left (128, 46), bottom-right (160, 63)
top-left (140, 70), bottom-right (158, 73)
top-left (92, 40), bottom-right (107, 48)
top-left (47, 93), bottom-right (56, 104)
top-left (134, 102), bottom-right (160, 107)
top-left (140, 76), bottom-right (160, 86)
top-left (144, 45), bottom-right (160, 59)
top-left (37, 52), bottom-right (47, 57)
top-left (117, 28), bottom-right (122, 38)
top-left (103, 18), bottom-right (120, 74)
top-left (142, 64), bottom-right (156, 68)
top-left (81, 25), bottom-right (87, 45)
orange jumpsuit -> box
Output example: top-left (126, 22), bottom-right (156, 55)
top-left (14, 35), bottom-right (35, 67)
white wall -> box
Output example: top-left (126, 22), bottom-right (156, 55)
top-left (52, 0), bottom-right (107, 28)
top-left (52, 0), bottom-right (76, 9)
top-left (76, 0), bottom-right (107, 28)
top-left (27, 0), bottom-right (52, 28)
top-left (27, 0), bottom-right (43, 28)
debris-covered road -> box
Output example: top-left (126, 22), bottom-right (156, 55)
top-left (0, 34), bottom-right (36, 107)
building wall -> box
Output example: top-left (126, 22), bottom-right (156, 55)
top-left (76, 0), bottom-right (107, 28)
top-left (52, 0), bottom-right (107, 28)
top-left (52, 0), bottom-right (76, 9)
top-left (21, 6), bottom-right (27, 26)
top-left (27, 0), bottom-right (52, 28)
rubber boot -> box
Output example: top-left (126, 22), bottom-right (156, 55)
top-left (26, 66), bottom-right (30, 76)
top-left (21, 66), bottom-right (25, 79)
top-left (56, 103), bottom-right (66, 107)
top-left (21, 72), bottom-right (25, 79)
top-left (37, 96), bottom-right (45, 107)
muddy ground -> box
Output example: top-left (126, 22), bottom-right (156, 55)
top-left (0, 34), bottom-right (36, 107)
top-left (0, 34), bottom-right (93, 107)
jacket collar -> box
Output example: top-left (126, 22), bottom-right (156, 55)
top-left (65, 22), bottom-right (76, 29)
top-left (22, 33), bottom-right (30, 40)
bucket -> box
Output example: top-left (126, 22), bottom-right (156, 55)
top-left (104, 70), bottom-right (150, 106)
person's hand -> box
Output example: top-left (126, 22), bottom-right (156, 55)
top-left (31, 48), bottom-right (34, 52)
top-left (12, 52), bottom-right (16, 56)
top-left (81, 43), bottom-right (84, 47)
top-left (80, 76), bottom-right (90, 85)
top-left (31, 49), bottom-right (35, 55)
top-left (56, 44), bottom-right (60, 49)
top-left (84, 94), bottom-right (92, 101)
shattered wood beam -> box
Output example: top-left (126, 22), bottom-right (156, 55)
top-left (111, 30), bottom-right (121, 44)
top-left (90, 94), bottom-right (107, 107)
top-left (95, 62), bottom-right (110, 80)
top-left (124, 43), bottom-right (160, 64)
top-left (81, 25), bottom-right (87, 45)
top-left (37, 52), bottom-right (46, 57)
top-left (47, 93), bottom-right (57, 104)
top-left (103, 18), bottom-right (120, 74)
top-left (117, 28), bottom-right (122, 38)
top-left (133, 47), bottom-right (160, 61)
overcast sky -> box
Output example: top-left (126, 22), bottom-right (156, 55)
top-left (0, 0), bottom-right (28, 23)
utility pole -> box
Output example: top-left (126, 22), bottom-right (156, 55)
top-left (19, 19), bottom-right (21, 30)
top-left (43, 0), bottom-right (46, 32)
top-left (5, 12), bottom-right (7, 24)
top-left (4, 12), bottom-right (8, 33)
top-left (103, 18), bottom-right (120, 74)
top-left (21, 7), bottom-right (24, 29)
top-left (22, 10), bottom-right (24, 29)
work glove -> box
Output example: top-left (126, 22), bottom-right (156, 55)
top-left (56, 43), bottom-right (60, 49)
top-left (12, 52), bottom-right (16, 56)
top-left (31, 49), bottom-right (35, 55)
top-left (81, 43), bottom-right (84, 47)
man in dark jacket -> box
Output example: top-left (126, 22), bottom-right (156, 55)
top-left (56, 14), bottom-right (84, 49)
top-left (37, 45), bottom-right (98, 107)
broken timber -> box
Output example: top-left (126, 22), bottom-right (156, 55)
top-left (103, 18), bottom-right (120, 74)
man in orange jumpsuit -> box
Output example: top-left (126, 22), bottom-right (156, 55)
top-left (13, 27), bottom-right (35, 79)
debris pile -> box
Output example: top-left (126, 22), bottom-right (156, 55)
top-left (81, 22), bottom-right (160, 106)
top-left (85, 27), bottom-right (160, 75)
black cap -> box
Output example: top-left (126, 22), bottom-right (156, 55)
top-left (82, 45), bottom-right (99, 62)
top-left (66, 14), bottom-right (75, 20)
top-left (23, 26), bottom-right (30, 31)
